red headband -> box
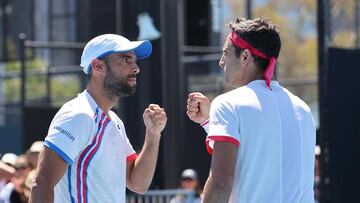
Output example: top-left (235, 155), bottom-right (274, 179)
top-left (229, 31), bottom-right (276, 89)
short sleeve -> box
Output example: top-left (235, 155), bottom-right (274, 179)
top-left (44, 111), bottom-right (94, 164)
top-left (206, 96), bottom-right (240, 154)
top-left (116, 119), bottom-right (137, 162)
top-left (125, 136), bottom-right (137, 162)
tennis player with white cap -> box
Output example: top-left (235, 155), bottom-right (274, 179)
top-left (30, 34), bottom-right (167, 203)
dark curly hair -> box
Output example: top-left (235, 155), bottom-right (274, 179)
top-left (228, 17), bottom-right (281, 71)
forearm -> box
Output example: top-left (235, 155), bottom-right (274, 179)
top-left (202, 174), bottom-right (233, 203)
top-left (0, 162), bottom-right (15, 179)
top-left (29, 180), bottom-right (54, 203)
top-left (127, 131), bottom-right (161, 193)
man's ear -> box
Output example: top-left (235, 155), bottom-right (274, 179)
top-left (90, 59), bottom-right (105, 74)
top-left (242, 49), bottom-right (252, 62)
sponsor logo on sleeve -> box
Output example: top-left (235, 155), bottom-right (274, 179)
top-left (53, 125), bottom-right (75, 141)
top-left (211, 120), bottom-right (221, 125)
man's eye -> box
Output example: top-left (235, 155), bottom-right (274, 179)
top-left (122, 58), bottom-right (129, 63)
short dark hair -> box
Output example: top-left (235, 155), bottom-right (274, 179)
top-left (86, 56), bottom-right (109, 81)
top-left (228, 17), bottom-right (281, 71)
top-left (86, 67), bottom-right (93, 81)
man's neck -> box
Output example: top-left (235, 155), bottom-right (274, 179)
top-left (86, 83), bottom-right (117, 114)
top-left (233, 72), bottom-right (263, 87)
top-left (249, 74), bottom-right (264, 83)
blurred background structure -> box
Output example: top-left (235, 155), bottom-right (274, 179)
top-left (0, 0), bottom-right (359, 202)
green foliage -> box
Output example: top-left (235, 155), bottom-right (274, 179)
top-left (3, 78), bottom-right (20, 102)
top-left (332, 31), bottom-right (357, 49)
top-left (3, 58), bottom-right (80, 106)
top-left (50, 75), bottom-right (80, 106)
top-left (3, 58), bottom-right (46, 103)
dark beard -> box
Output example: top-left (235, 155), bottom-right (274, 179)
top-left (103, 66), bottom-right (137, 97)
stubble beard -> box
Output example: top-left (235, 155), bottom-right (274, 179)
top-left (103, 65), bottom-right (137, 98)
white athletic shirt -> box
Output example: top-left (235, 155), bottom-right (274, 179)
top-left (44, 90), bottom-right (137, 203)
top-left (204, 80), bottom-right (316, 203)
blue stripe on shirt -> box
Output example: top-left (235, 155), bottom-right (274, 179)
top-left (84, 118), bottom-right (110, 202)
top-left (67, 165), bottom-right (75, 203)
top-left (44, 140), bottom-right (73, 164)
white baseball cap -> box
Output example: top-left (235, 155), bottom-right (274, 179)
top-left (1, 153), bottom-right (18, 166)
top-left (29, 141), bottom-right (44, 153)
top-left (181, 169), bottom-right (198, 180)
top-left (80, 34), bottom-right (152, 74)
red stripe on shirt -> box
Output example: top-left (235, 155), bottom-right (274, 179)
top-left (126, 153), bottom-right (138, 162)
top-left (200, 119), bottom-right (209, 126)
top-left (81, 117), bottom-right (110, 203)
top-left (205, 135), bottom-right (240, 155)
top-left (76, 113), bottom-right (105, 203)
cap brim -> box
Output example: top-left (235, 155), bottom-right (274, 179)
top-left (114, 40), bottom-right (152, 59)
top-left (181, 176), bottom-right (197, 181)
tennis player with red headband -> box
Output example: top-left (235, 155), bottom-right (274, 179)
top-left (186, 17), bottom-right (316, 203)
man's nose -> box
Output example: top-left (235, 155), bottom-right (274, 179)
top-left (132, 63), bottom-right (140, 74)
top-left (219, 56), bottom-right (225, 68)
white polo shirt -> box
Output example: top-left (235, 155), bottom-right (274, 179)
top-left (44, 90), bottom-right (137, 203)
top-left (204, 80), bottom-right (316, 203)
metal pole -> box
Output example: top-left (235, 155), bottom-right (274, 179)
top-left (0, 0), bottom-right (8, 61)
top-left (317, 0), bottom-right (330, 202)
top-left (46, 63), bottom-right (51, 106)
top-left (246, 0), bottom-right (252, 19)
top-left (161, 0), bottom-right (184, 188)
top-left (19, 33), bottom-right (26, 108)
top-left (177, 0), bottom-right (186, 178)
top-left (326, 0), bottom-right (332, 42)
top-left (19, 32), bottom-right (26, 157)
top-left (355, 0), bottom-right (360, 47)
top-left (160, 0), bottom-right (167, 108)
top-left (115, 0), bottom-right (122, 34)
top-left (0, 0), bottom-right (5, 126)
top-left (47, 0), bottom-right (52, 106)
